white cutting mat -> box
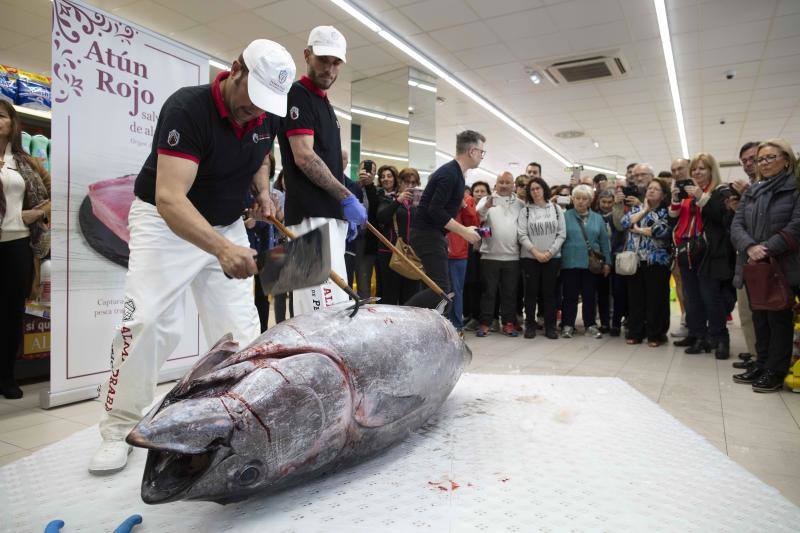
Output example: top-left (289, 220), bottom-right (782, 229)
top-left (2, 374), bottom-right (798, 532)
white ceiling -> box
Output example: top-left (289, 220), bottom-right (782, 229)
top-left (2, 0), bottom-right (799, 182)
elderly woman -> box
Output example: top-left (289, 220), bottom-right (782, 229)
top-left (0, 101), bottom-right (51, 399)
top-left (672, 153), bottom-right (736, 358)
top-left (517, 177), bottom-right (565, 339)
top-left (560, 184), bottom-right (611, 338)
top-left (731, 139), bottom-right (800, 392)
top-left (621, 179), bottom-right (673, 346)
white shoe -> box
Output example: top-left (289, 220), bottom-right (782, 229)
top-left (561, 326), bottom-right (574, 338)
top-left (89, 440), bottom-right (132, 475)
top-left (670, 324), bottom-right (689, 338)
top-left (585, 325), bottom-right (603, 339)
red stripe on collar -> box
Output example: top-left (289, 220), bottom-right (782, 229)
top-left (299, 75), bottom-right (327, 99)
top-left (212, 70), bottom-right (267, 139)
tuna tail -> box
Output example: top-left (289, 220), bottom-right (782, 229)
top-left (127, 397), bottom-right (234, 455)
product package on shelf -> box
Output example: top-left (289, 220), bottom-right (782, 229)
top-left (21, 131), bottom-right (32, 153)
top-left (16, 69), bottom-right (51, 111)
top-left (31, 134), bottom-right (50, 171)
top-left (0, 64), bottom-right (18, 104)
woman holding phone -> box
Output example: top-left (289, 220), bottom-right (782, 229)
top-left (375, 167), bottom-right (422, 305)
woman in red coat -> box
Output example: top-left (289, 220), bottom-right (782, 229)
top-left (447, 189), bottom-right (480, 330)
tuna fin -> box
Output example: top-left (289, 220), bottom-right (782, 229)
top-left (354, 392), bottom-right (425, 428)
top-left (173, 334), bottom-right (239, 397)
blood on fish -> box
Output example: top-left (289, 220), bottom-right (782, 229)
top-left (450, 481), bottom-right (460, 490)
top-left (224, 392), bottom-right (272, 443)
top-left (367, 307), bottom-right (377, 313)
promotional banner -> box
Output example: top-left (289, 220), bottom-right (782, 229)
top-left (47, 0), bottom-right (209, 407)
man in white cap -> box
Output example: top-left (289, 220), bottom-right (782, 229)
top-left (89, 40), bottom-right (296, 474)
top-left (279, 25), bottom-right (367, 315)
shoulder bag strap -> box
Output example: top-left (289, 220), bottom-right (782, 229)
top-left (575, 212), bottom-right (593, 252)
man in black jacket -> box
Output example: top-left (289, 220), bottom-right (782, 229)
top-left (405, 130), bottom-right (483, 309)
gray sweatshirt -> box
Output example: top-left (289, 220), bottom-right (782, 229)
top-left (476, 194), bottom-right (523, 261)
top-left (517, 201), bottom-right (566, 259)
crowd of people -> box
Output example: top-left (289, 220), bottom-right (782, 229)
top-left (336, 135), bottom-right (800, 395)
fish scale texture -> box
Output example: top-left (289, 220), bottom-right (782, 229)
top-left (2, 374), bottom-right (799, 532)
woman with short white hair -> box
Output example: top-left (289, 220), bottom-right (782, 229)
top-left (559, 184), bottom-right (611, 338)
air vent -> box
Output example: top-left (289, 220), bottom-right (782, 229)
top-left (542, 51), bottom-right (628, 84)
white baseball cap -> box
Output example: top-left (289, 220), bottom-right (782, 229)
top-left (307, 26), bottom-right (347, 63)
top-left (242, 39), bottom-right (296, 117)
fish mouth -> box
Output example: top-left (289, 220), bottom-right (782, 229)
top-left (140, 447), bottom-right (227, 504)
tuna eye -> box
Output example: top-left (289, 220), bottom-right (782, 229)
top-left (238, 466), bottom-right (260, 486)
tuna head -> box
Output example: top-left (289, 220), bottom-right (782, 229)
top-left (127, 352), bottom-right (351, 505)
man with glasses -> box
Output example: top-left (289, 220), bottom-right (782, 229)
top-left (731, 141), bottom-right (760, 369)
top-left (515, 174), bottom-right (529, 202)
top-left (630, 163), bottom-right (654, 197)
top-left (405, 130), bottom-right (483, 310)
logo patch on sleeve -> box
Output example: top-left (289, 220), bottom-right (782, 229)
top-left (167, 129), bottom-right (180, 147)
top-left (290, 106), bottom-right (299, 120)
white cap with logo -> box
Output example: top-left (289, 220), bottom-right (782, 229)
top-left (242, 39), bottom-right (296, 117)
top-left (307, 25), bottom-right (347, 63)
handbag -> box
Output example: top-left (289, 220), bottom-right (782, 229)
top-left (743, 230), bottom-right (799, 311)
top-left (615, 237), bottom-right (639, 276)
top-left (389, 212), bottom-right (424, 280)
top-left (676, 212), bottom-right (706, 268)
top-left (576, 213), bottom-right (604, 274)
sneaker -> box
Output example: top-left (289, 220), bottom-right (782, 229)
top-left (598, 325), bottom-right (609, 334)
top-left (489, 319), bottom-right (500, 332)
top-left (476, 325), bottom-right (490, 338)
top-left (561, 326), bottom-right (574, 338)
top-left (670, 323), bottom-right (689, 338)
top-left (524, 325), bottom-right (536, 339)
top-left (502, 322), bottom-right (519, 337)
top-left (585, 325), bottom-right (602, 339)
top-left (89, 440), bottom-right (132, 475)
top-left (545, 329), bottom-right (559, 340)
top-left (464, 318), bottom-right (480, 331)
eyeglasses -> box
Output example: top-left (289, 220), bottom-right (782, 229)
top-left (515, 183), bottom-right (526, 188)
top-left (632, 172), bottom-right (653, 178)
top-left (471, 147), bottom-right (486, 157)
top-left (756, 154), bottom-right (781, 165)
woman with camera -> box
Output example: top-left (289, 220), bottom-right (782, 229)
top-left (0, 101), bottom-right (51, 399)
top-left (621, 179), bottom-right (672, 347)
top-left (517, 177), bottom-right (565, 339)
top-left (731, 139), bottom-right (800, 392)
top-left (671, 153), bottom-right (736, 359)
top-left (375, 167), bottom-right (422, 305)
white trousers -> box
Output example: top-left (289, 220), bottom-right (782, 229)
top-left (289, 217), bottom-right (349, 316)
top-left (99, 199), bottom-right (260, 441)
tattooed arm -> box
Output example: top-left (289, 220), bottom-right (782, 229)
top-left (288, 134), bottom-right (351, 200)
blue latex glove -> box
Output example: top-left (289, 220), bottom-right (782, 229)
top-left (341, 194), bottom-right (367, 226)
top-left (114, 515), bottom-right (143, 533)
top-left (346, 221), bottom-right (358, 242)
top-left (44, 520), bottom-right (64, 533)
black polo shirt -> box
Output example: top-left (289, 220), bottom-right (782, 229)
top-left (278, 76), bottom-right (344, 226)
top-left (134, 71), bottom-right (280, 226)
top-left (412, 159), bottom-right (465, 233)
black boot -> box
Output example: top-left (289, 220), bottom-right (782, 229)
top-left (733, 367), bottom-right (763, 384)
top-left (714, 337), bottom-right (730, 360)
top-left (752, 370), bottom-right (785, 393)
top-left (673, 336), bottom-right (696, 347)
top-left (685, 338), bottom-right (712, 354)
top-left (524, 324), bottom-right (536, 339)
top-left (0, 378), bottom-right (23, 399)
top-left (732, 360), bottom-right (754, 370)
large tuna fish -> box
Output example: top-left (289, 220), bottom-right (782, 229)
top-left (126, 304), bottom-right (470, 504)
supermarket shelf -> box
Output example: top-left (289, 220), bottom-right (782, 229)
top-left (14, 104), bottom-right (51, 121)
